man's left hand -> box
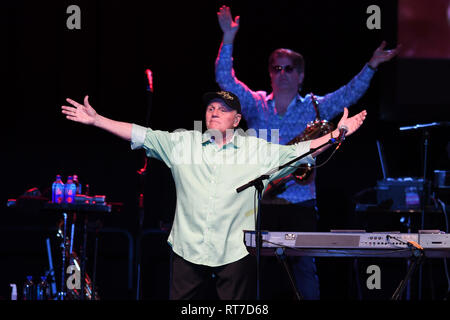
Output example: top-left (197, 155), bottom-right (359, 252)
top-left (337, 107), bottom-right (367, 138)
top-left (368, 41), bottom-right (401, 69)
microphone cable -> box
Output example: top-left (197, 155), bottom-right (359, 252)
top-left (285, 138), bottom-right (342, 172)
top-left (435, 197), bottom-right (450, 300)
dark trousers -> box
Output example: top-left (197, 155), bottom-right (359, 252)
top-left (170, 251), bottom-right (256, 300)
top-left (260, 200), bottom-right (320, 300)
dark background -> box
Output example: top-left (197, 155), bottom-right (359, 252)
top-left (1, 0), bottom-right (449, 300)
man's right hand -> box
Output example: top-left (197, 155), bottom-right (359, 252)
top-left (62, 95), bottom-right (98, 126)
top-left (61, 95), bottom-right (133, 141)
top-left (217, 5), bottom-right (240, 44)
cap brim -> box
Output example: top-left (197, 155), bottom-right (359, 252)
top-left (202, 92), bottom-right (222, 105)
top-left (202, 91), bottom-right (241, 114)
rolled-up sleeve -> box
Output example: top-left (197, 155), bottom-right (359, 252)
top-left (130, 124), bottom-right (179, 168)
top-left (294, 140), bottom-right (315, 165)
top-left (131, 124), bottom-right (147, 150)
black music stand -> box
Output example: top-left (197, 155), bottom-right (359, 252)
top-left (237, 137), bottom-right (340, 300)
top-left (399, 121), bottom-right (449, 299)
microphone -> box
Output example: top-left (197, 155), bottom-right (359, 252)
top-left (337, 125), bottom-right (348, 142)
top-left (145, 69), bottom-right (153, 93)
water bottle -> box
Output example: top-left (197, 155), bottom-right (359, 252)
top-left (73, 174), bottom-right (82, 195)
top-left (10, 284), bottom-right (17, 300)
top-left (36, 276), bottom-right (49, 300)
top-left (22, 276), bottom-right (35, 300)
top-left (64, 176), bottom-right (76, 204)
top-left (52, 175), bottom-right (65, 204)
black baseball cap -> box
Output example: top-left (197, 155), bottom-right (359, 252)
top-left (202, 91), bottom-right (242, 114)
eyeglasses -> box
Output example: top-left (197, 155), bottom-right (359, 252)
top-left (271, 65), bottom-right (296, 74)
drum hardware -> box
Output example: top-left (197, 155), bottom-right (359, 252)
top-left (56, 211), bottom-right (100, 300)
top-left (65, 250), bottom-right (99, 300)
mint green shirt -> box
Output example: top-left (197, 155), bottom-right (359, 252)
top-left (131, 124), bottom-right (314, 267)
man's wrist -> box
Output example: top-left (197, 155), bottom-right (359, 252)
top-left (368, 60), bottom-right (378, 70)
top-left (330, 130), bottom-right (335, 140)
top-left (222, 34), bottom-right (235, 45)
top-left (93, 114), bottom-right (102, 128)
top-left (331, 129), bottom-right (339, 139)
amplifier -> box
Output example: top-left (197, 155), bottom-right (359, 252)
top-left (376, 177), bottom-right (427, 210)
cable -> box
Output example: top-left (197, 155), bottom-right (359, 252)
top-left (436, 199), bottom-right (449, 233)
top-left (253, 189), bottom-right (258, 228)
top-left (285, 142), bottom-right (340, 171)
top-left (436, 198), bottom-right (450, 299)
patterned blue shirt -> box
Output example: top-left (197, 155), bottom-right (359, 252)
top-left (215, 43), bottom-right (376, 204)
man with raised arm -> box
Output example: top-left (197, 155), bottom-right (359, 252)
top-left (215, 5), bottom-right (399, 299)
top-left (61, 91), bottom-right (366, 299)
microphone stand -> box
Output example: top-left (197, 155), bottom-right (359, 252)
top-left (237, 136), bottom-right (340, 300)
top-left (418, 129), bottom-right (429, 300)
top-left (136, 69), bottom-right (153, 300)
top-left (389, 236), bottom-right (425, 300)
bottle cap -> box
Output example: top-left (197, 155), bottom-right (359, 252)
top-left (10, 284), bottom-right (17, 300)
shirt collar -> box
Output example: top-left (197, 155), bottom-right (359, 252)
top-left (201, 129), bottom-right (247, 148)
top-left (266, 92), bottom-right (303, 103)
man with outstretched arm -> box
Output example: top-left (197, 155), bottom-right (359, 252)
top-left (61, 91), bottom-right (366, 299)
